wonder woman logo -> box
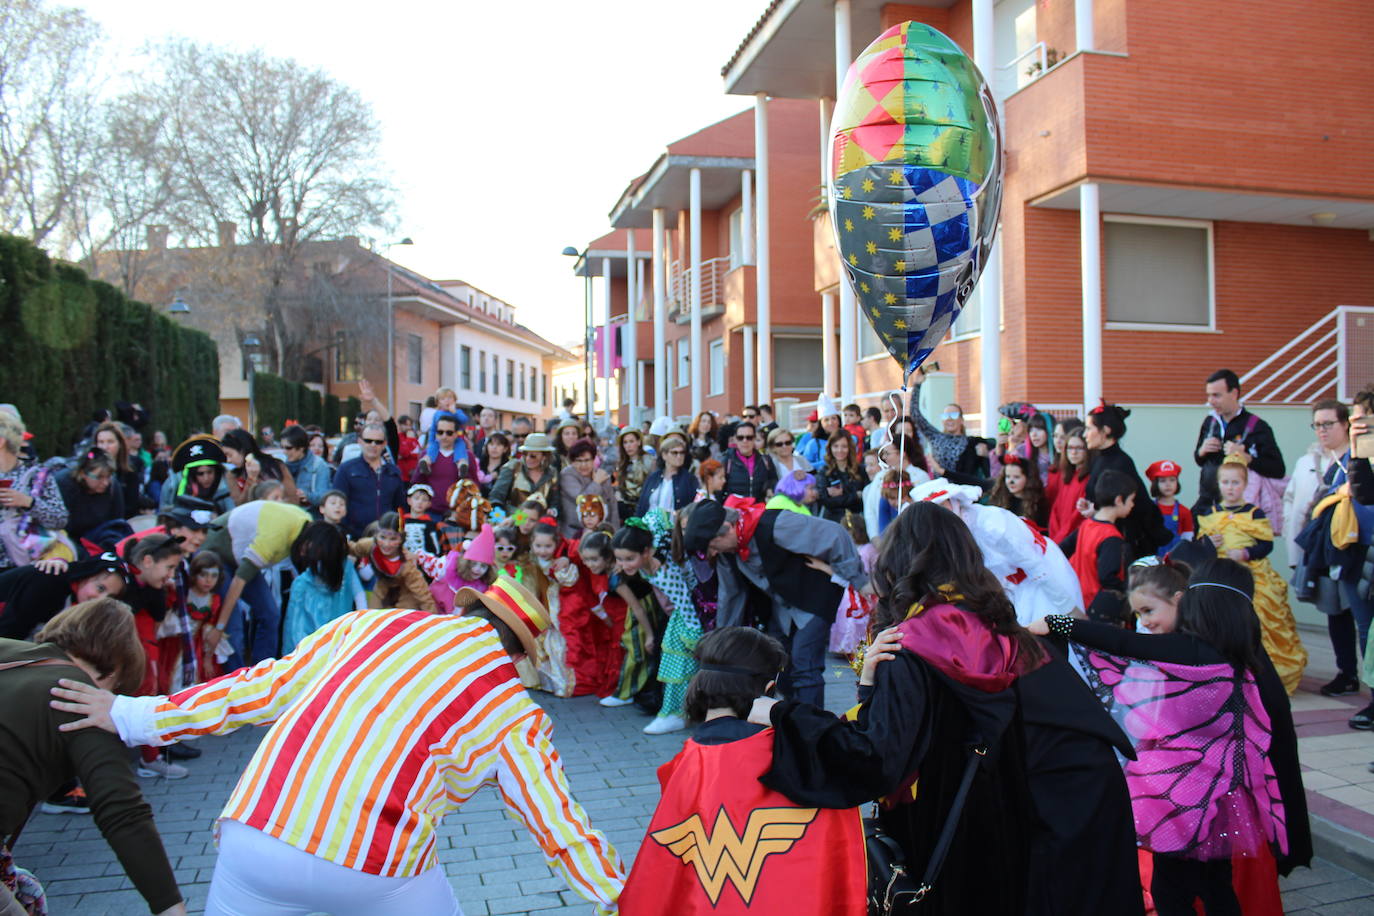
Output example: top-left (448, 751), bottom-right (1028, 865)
top-left (651, 806), bottom-right (819, 904)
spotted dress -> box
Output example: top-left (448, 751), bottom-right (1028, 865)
top-left (637, 510), bottom-right (700, 721)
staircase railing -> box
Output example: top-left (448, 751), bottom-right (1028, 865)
top-left (1241, 306), bottom-right (1374, 404)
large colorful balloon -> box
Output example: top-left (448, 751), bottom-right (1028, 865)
top-left (829, 21), bottom-right (1002, 375)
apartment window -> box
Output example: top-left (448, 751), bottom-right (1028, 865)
top-left (334, 331), bottom-right (362, 382)
top-left (952, 293), bottom-right (982, 337)
top-left (540, 371), bottom-right (547, 405)
top-left (406, 334), bottom-right (423, 385)
top-left (1105, 216), bottom-right (1214, 329)
top-left (729, 206), bottom-right (751, 269)
top-left (460, 346), bottom-right (472, 389)
top-left (493, 354), bottom-right (501, 393)
top-left (773, 336), bottom-right (824, 390)
top-left (530, 366), bottom-right (538, 402)
top-left (858, 309), bottom-right (885, 359)
top-left (519, 363), bottom-right (527, 400)
top-left (676, 341), bottom-right (690, 388)
top-left (408, 401), bottom-right (423, 422)
top-left (708, 339), bottom-right (725, 395)
top-left (506, 359), bottom-right (515, 397)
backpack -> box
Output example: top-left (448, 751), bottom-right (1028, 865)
top-left (1239, 414), bottom-right (1289, 536)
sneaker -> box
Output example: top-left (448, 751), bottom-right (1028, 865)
top-left (1349, 702), bottom-right (1374, 731)
top-left (598, 695), bottom-right (634, 708)
top-left (40, 787), bottom-right (90, 815)
top-left (1320, 673), bottom-right (1362, 697)
top-left (643, 715), bottom-right (686, 735)
top-left (137, 756), bottom-right (189, 779)
top-left (165, 742), bottom-right (202, 760)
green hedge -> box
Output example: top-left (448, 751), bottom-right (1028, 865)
top-left (0, 234), bottom-right (220, 456)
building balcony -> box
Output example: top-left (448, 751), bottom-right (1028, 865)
top-left (667, 256), bottom-right (730, 324)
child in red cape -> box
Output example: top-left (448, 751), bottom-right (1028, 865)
top-left (556, 530), bottom-right (627, 698)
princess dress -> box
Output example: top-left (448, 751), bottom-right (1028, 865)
top-left (532, 556), bottom-right (578, 697)
top-left (282, 563), bottom-right (364, 655)
top-left (558, 540), bottom-right (626, 698)
top-left (1197, 503), bottom-right (1308, 694)
top-left (829, 543), bottom-right (877, 656)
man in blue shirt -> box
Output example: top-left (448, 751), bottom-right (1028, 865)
top-left (331, 421), bottom-right (405, 537)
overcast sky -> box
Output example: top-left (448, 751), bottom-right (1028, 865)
top-left (76, 0), bottom-right (768, 346)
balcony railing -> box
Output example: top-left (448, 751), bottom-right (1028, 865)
top-left (1240, 306), bottom-right (1374, 404)
top-left (667, 256), bottom-right (731, 316)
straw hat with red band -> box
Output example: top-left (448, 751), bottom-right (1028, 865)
top-left (455, 575), bottom-right (550, 659)
top-left (1145, 459), bottom-right (1183, 480)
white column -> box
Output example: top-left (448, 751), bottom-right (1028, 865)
top-left (1081, 182), bottom-right (1103, 411)
top-left (743, 326), bottom-right (755, 406)
top-left (835, 0), bottom-right (856, 401)
top-left (741, 171), bottom-right (754, 266)
top-left (821, 292), bottom-right (837, 397)
top-left (625, 231), bottom-right (638, 427)
top-left (754, 93), bottom-right (772, 404)
top-left (689, 167), bottom-right (704, 418)
top-left (1076, 0), bottom-right (1095, 52)
top-left (652, 208), bottom-right (668, 420)
top-left (973, 0), bottom-right (1001, 432)
top-left (601, 257), bottom-right (613, 426)
top-left (819, 97), bottom-right (840, 398)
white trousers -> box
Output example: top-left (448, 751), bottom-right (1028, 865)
top-left (205, 820), bottom-right (463, 916)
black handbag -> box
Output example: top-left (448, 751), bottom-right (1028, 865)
top-left (865, 742), bottom-right (986, 914)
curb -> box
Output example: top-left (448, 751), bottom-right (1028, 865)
top-left (1312, 814), bottom-right (1374, 882)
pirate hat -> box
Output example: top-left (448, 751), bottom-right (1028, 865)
top-left (456, 575), bottom-right (550, 658)
top-left (171, 435), bottom-right (226, 474)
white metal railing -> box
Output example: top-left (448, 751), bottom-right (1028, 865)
top-left (996, 41), bottom-right (1049, 96)
top-left (666, 256), bottom-right (730, 314)
top-left (1240, 306), bottom-right (1374, 404)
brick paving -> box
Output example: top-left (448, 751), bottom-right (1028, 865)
top-left (18, 658), bottom-right (1374, 914)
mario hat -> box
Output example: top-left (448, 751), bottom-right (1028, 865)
top-left (806, 410), bottom-right (820, 423)
top-left (1145, 459), bottom-right (1183, 480)
top-left (457, 575), bottom-right (550, 658)
top-left (463, 523), bottom-right (496, 567)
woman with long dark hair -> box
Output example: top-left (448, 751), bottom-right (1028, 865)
top-left (755, 501), bottom-right (1143, 914)
top-left (1031, 558), bottom-right (1311, 914)
top-left (221, 429), bottom-right (296, 506)
top-left (816, 429), bottom-right (866, 524)
top-left (1085, 403), bottom-right (1171, 559)
top-left (986, 453), bottom-right (1048, 531)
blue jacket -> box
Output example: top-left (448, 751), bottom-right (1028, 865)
top-left (635, 467), bottom-right (698, 516)
top-left (332, 457), bottom-right (405, 538)
top-left (286, 452), bottom-right (333, 510)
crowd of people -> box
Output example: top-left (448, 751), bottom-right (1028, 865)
top-left (1, 362), bottom-right (1370, 914)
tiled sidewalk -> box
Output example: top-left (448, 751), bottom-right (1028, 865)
top-left (19, 647), bottom-right (1374, 914)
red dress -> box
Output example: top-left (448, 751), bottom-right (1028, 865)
top-left (557, 539), bottom-right (626, 698)
top-left (1046, 470), bottom-right (1090, 542)
top-left (396, 432), bottom-right (420, 481)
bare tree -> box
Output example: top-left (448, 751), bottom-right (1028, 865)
top-left (0, 0), bottom-right (104, 245)
top-left (73, 93), bottom-right (182, 298)
top-left (134, 40), bottom-right (396, 375)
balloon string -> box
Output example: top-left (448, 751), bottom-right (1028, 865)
top-left (893, 370), bottom-right (913, 512)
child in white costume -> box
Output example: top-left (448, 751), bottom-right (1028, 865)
top-left (908, 478), bottom-right (1083, 624)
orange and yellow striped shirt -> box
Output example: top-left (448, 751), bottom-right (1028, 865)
top-left (111, 609), bottom-right (624, 912)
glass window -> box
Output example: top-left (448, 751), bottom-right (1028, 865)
top-left (709, 339), bottom-right (725, 395)
top-left (728, 206), bottom-right (752, 269)
top-left (460, 346), bottom-right (472, 389)
top-left (530, 366), bottom-right (538, 402)
top-left (407, 334), bottom-right (423, 385)
top-left (506, 359), bottom-right (515, 397)
top-left (773, 337), bottom-right (823, 390)
top-left (1105, 218), bottom-right (1213, 327)
top-left (335, 331), bottom-right (361, 382)
top-left (858, 308), bottom-right (885, 359)
top-left (677, 341), bottom-right (690, 388)
top-left (478, 349), bottom-right (486, 392)
top-left (519, 362), bottom-right (527, 400)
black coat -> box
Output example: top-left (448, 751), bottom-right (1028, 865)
top-left (55, 469), bottom-right (125, 540)
top-left (1192, 409), bottom-right (1286, 509)
top-left (723, 448), bottom-right (777, 501)
top-left (1088, 443), bottom-right (1170, 560)
top-left (634, 467), bottom-right (697, 516)
top-left (816, 465), bottom-right (866, 522)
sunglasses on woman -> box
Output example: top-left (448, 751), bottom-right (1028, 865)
top-left (773, 439), bottom-right (794, 447)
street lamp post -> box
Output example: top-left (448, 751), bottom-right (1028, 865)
top-left (379, 237), bottom-right (414, 416)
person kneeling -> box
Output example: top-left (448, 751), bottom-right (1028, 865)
top-left (619, 627), bottom-right (865, 915)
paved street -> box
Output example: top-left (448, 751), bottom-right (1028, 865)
top-left (19, 662), bottom-right (1374, 915)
